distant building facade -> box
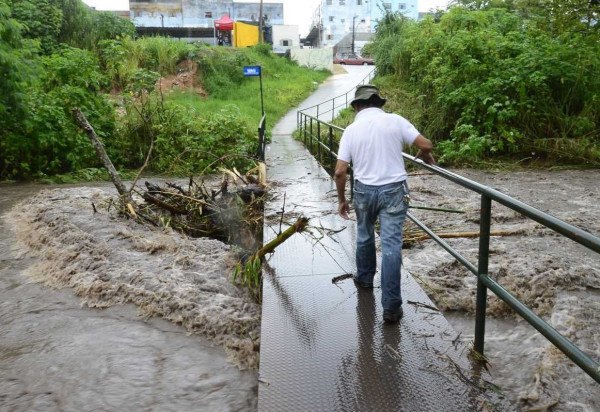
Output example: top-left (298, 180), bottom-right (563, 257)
top-left (129, 1), bottom-right (284, 28)
top-left (272, 25), bottom-right (300, 54)
top-left (314, 0), bottom-right (418, 49)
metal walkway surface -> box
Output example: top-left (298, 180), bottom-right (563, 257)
top-left (258, 67), bottom-right (510, 411)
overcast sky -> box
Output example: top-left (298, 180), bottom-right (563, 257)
top-left (83, 0), bottom-right (450, 35)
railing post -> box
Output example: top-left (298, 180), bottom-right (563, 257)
top-left (317, 104), bottom-right (319, 120)
top-left (328, 126), bottom-right (334, 171)
top-left (309, 117), bottom-right (313, 150)
top-left (332, 98), bottom-right (335, 122)
top-left (317, 121), bottom-right (321, 161)
top-left (474, 195), bottom-right (492, 354)
top-left (303, 115), bottom-right (307, 144)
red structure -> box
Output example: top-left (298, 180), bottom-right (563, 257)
top-left (214, 14), bottom-right (234, 46)
top-left (214, 14), bottom-right (234, 31)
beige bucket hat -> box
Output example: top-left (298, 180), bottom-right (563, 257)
top-left (350, 84), bottom-right (387, 107)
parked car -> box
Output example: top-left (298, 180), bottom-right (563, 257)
top-left (333, 54), bottom-right (374, 65)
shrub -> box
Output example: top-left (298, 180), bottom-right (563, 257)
top-left (116, 93), bottom-right (257, 175)
top-left (368, 6), bottom-right (600, 165)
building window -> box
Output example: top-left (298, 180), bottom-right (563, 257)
top-left (341, 18), bottom-right (345, 23)
top-left (357, 0), bottom-right (362, 4)
top-left (327, 34), bottom-right (333, 40)
top-left (339, 0), bottom-right (345, 5)
top-left (326, 0), bottom-right (332, 4)
top-left (205, 11), bottom-right (212, 18)
top-left (383, 2), bottom-right (392, 11)
top-left (329, 16), bottom-right (334, 22)
top-left (360, 19), bottom-right (366, 23)
top-left (281, 39), bottom-right (290, 46)
top-left (398, 3), bottom-right (406, 10)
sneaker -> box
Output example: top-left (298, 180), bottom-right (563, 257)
top-left (383, 307), bottom-right (404, 323)
top-left (353, 277), bottom-right (373, 289)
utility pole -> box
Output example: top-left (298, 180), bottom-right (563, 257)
top-left (352, 15), bottom-right (357, 55)
top-left (259, 0), bottom-right (264, 43)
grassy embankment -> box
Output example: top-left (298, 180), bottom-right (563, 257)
top-left (1, 15), bottom-right (330, 182)
top-left (168, 45), bottom-right (328, 137)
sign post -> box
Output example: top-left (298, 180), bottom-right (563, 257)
top-left (243, 65), bottom-right (264, 116)
top-left (243, 65), bottom-right (267, 159)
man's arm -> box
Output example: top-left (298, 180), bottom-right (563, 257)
top-left (413, 134), bottom-right (435, 165)
top-left (333, 159), bottom-right (350, 220)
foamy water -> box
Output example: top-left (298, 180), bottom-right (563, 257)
top-left (7, 187), bottom-right (261, 369)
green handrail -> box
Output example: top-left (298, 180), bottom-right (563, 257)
top-left (296, 111), bottom-right (600, 385)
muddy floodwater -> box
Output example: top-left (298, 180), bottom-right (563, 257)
top-left (0, 183), bottom-right (258, 411)
top-left (403, 168), bottom-right (600, 411)
top-left (1, 168), bottom-right (599, 412)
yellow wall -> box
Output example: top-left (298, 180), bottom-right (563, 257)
top-left (233, 22), bottom-right (259, 48)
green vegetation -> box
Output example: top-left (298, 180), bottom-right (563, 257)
top-left (365, 1), bottom-right (600, 166)
top-left (169, 44), bottom-right (326, 135)
top-left (0, 1), bottom-right (329, 180)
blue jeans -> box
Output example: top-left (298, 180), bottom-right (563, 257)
top-left (353, 180), bottom-right (409, 312)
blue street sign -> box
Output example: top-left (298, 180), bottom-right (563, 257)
top-left (243, 66), bottom-right (261, 77)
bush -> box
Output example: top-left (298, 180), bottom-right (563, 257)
top-left (116, 93), bottom-right (257, 175)
top-left (369, 6), bottom-right (600, 165)
top-left (1, 46), bottom-right (115, 179)
top-left (194, 44), bottom-right (252, 95)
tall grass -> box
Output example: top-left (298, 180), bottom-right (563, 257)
top-left (168, 45), bottom-right (330, 135)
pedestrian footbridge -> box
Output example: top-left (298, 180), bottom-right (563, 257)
top-left (257, 68), bottom-right (599, 411)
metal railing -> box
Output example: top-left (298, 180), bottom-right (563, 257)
top-left (297, 68), bottom-right (376, 124)
top-left (296, 112), bottom-right (600, 385)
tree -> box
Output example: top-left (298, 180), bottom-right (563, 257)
top-left (8, 0), bottom-right (62, 53)
top-left (90, 11), bottom-right (135, 44)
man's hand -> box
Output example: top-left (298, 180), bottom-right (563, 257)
top-left (413, 135), bottom-right (435, 165)
top-left (416, 150), bottom-right (436, 165)
top-left (334, 159), bottom-right (350, 219)
top-left (339, 200), bottom-right (350, 220)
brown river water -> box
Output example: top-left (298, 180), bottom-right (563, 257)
top-left (0, 183), bottom-right (258, 411)
top-left (0, 168), bottom-right (598, 411)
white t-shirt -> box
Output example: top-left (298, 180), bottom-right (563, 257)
top-left (337, 107), bottom-right (420, 186)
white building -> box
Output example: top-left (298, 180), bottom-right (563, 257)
top-left (315, 0), bottom-right (418, 49)
top-left (272, 25), bottom-right (300, 54)
top-left (130, 0), bottom-right (284, 28)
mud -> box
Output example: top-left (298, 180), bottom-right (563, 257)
top-left (403, 168), bottom-right (600, 411)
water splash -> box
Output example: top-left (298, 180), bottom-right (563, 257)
top-left (8, 187), bottom-right (261, 369)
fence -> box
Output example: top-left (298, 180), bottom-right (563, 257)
top-left (296, 110), bottom-right (600, 385)
top-left (297, 68), bottom-right (376, 123)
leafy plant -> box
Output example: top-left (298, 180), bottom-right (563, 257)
top-left (367, 5), bottom-right (600, 165)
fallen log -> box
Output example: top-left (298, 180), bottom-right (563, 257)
top-left (407, 229), bottom-right (526, 243)
top-left (142, 192), bottom-right (188, 215)
top-left (72, 108), bottom-right (134, 209)
top-left (255, 217), bottom-right (309, 259)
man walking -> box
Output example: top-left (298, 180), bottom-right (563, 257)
top-left (333, 85), bottom-right (435, 323)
